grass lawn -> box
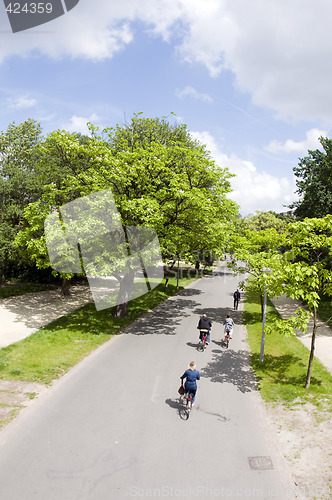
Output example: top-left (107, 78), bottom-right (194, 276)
top-left (244, 289), bottom-right (332, 411)
top-left (0, 273), bottom-right (198, 385)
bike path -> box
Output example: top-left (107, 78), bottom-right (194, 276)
top-left (0, 269), bottom-right (299, 499)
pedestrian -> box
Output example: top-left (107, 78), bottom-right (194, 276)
top-left (197, 313), bottom-right (212, 344)
top-left (180, 361), bottom-right (200, 405)
top-left (233, 288), bottom-right (241, 310)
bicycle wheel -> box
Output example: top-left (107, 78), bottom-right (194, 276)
top-left (179, 394), bottom-right (190, 420)
top-left (197, 341), bottom-right (204, 352)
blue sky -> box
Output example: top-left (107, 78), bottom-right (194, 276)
top-left (1, 0), bottom-right (331, 215)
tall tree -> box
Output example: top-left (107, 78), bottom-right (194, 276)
top-left (292, 137), bottom-right (332, 219)
top-left (17, 116), bottom-right (239, 316)
top-left (0, 119), bottom-right (42, 282)
top-left (229, 227), bottom-right (286, 318)
top-left (245, 211), bottom-right (289, 232)
top-left (266, 216), bottom-right (332, 388)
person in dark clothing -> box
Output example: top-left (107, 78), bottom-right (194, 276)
top-left (180, 361), bottom-right (200, 404)
top-left (197, 313), bottom-right (212, 344)
top-left (233, 289), bottom-right (241, 310)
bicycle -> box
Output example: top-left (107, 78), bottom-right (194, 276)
top-left (180, 391), bottom-right (194, 420)
top-left (223, 328), bottom-right (232, 348)
top-left (223, 332), bottom-right (230, 348)
top-left (197, 329), bottom-right (209, 351)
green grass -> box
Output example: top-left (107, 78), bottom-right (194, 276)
top-left (244, 289), bottom-right (332, 411)
top-left (317, 295), bottom-right (332, 328)
top-left (0, 283), bottom-right (57, 299)
top-left (0, 274), bottom-right (197, 385)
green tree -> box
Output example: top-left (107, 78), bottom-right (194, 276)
top-left (292, 137), bottom-right (332, 219)
top-left (17, 116), bottom-right (239, 316)
top-left (0, 119), bottom-right (43, 282)
top-left (245, 211), bottom-right (289, 232)
top-left (230, 226), bottom-right (287, 318)
top-left (266, 216), bottom-right (332, 388)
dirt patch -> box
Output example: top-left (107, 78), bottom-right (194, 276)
top-left (0, 379), bottom-right (46, 429)
top-left (265, 401), bottom-right (332, 499)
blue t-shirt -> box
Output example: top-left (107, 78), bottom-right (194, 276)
top-left (181, 369), bottom-right (200, 387)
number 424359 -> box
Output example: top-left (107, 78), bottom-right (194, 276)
top-left (5, 3), bottom-right (53, 14)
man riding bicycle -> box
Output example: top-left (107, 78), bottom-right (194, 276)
top-left (197, 313), bottom-right (212, 345)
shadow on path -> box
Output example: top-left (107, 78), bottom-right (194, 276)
top-left (193, 306), bottom-right (244, 326)
top-left (200, 349), bottom-right (258, 393)
top-left (126, 296), bottom-right (201, 335)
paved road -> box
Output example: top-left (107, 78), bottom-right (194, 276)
top-left (0, 268), bottom-right (298, 499)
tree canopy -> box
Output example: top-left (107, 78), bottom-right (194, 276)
top-left (292, 136), bottom-right (332, 219)
top-left (16, 115), bottom-right (239, 315)
top-left (0, 119), bottom-right (43, 282)
top-left (266, 215), bottom-right (332, 387)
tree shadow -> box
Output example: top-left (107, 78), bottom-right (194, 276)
top-left (194, 307), bottom-right (245, 326)
top-left (0, 284), bottom-right (93, 331)
top-left (211, 268), bottom-right (234, 277)
top-left (250, 353), bottom-right (322, 387)
top-left (176, 288), bottom-right (203, 297)
top-left (242, 309), bottom-right (262, 325)
top-left (126, 298), bottom-right (199, 335)
top-left (200, 349), bottom-right (259, 393)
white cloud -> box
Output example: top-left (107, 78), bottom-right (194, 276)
top-left (175, 86), bottom-right (213, 102)
top-left (191, 130), bottom-right (297, 216)
top-left (175, 0), bottom-right (332, 122)
top-left (9, 96), bottom-right (37, 109)
top-left (2, 1), bottom-right (332, 121)
top-left (265, 129), bottom-right (327, 155)
top-left (62, 113), bottom-right (100, 135)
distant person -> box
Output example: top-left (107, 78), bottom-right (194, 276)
top-left (224, 313), bottom-right (234, 340)
top-left (233, 289), bottom-right (241, 310)
top-left (180, 361), bottom-right (200, 405)
top-left (197, 313), bottom-right (212, 344)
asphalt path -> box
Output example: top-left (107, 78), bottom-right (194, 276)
top-left (0, 268), bottom-right (298, 499)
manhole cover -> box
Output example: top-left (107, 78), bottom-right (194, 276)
top-left (248, 456), bottom-right (274, 470)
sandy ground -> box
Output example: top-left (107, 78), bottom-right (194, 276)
top-left (266, 401), bottom-right (332, 499)
top-left (0, 283), bottom-right (93, 348)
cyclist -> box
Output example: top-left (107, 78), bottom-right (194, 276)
top-left (180, 361), bottom-right (200, 406)
top-left (197, 313), bottom-right (212, 345)
top-left (224, 313), bottom-right (234, 341)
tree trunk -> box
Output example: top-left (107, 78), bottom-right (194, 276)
top-left (260, 293), bottom-right (264, 320)
top-left (113, 270), bottom-right (135, 318)
top-left (61, 277), bottom-right (71, 296)
top-left (304, 306), bottom-right (317, 389)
